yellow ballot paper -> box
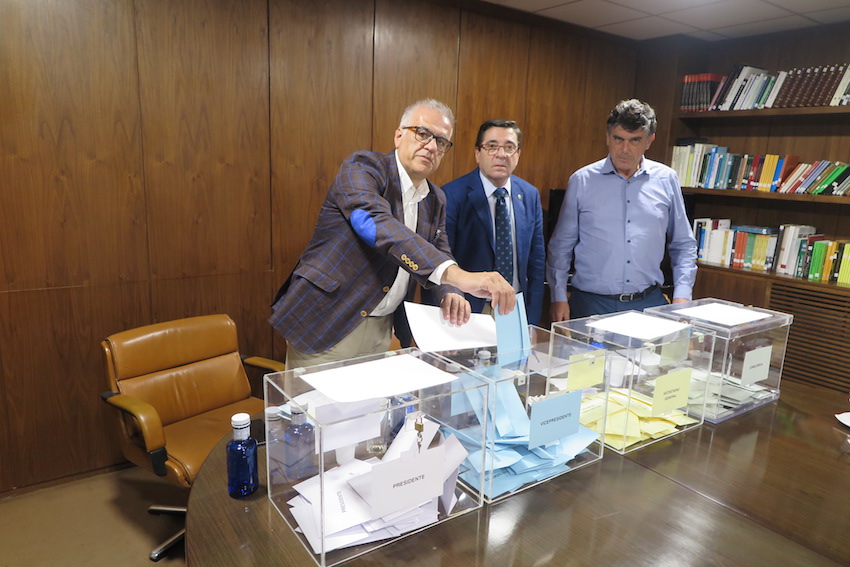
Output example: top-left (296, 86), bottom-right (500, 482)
top-left (566, 351), bottom-right (605, 392)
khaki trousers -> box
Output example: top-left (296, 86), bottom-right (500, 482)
top-left (285, 315), bottom-right (393, 370)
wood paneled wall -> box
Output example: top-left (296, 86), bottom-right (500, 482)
top-left (0, 0), bottom-right (637, 491)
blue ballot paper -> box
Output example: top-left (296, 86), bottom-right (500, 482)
top-left (495, 292), bottom-right (530, 365)
top-left (445, 375), bottom-right (600, 499)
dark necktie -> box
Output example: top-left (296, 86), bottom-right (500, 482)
top-left (494, 187), bottom-right (513, 283)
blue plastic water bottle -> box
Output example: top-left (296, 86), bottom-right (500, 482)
top-left (226, 412), bottom-right (258, 498)
top-left (284, 404), bottom-right (318, 481)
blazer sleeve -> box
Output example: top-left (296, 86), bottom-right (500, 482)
top-left (329, 151), bottom-right (455, 286)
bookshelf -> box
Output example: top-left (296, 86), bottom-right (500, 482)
top-left (675, 107), bottom-right (850, 393)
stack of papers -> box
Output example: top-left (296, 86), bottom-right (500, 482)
top-left (688, 371), bottom-right (772, 420)
top-left (581, 388), bottom-right (698, 451)
top-left (445, 372), bottom-right (599, 499)
top-left (285, 415), bottom-right (470, 554)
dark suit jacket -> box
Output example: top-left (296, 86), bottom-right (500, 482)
top-left (269, 150), bottom-right (458, 354)
top-left (430, 168), bottom-right (545, 325)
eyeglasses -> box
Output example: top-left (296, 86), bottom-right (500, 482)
top-left (401, 126), bottom-right (453, 154)
top-left (478, 142), bottom-right (519, 156)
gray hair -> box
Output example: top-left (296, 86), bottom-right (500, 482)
top-left (607, 99), bottom-right (656, 136)
top-left (399, 99), bottom-right (455, 128)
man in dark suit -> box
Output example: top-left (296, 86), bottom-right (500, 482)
top-left (270, 99), bottom-right (516, 368)
top-left (427, 119), bottom-right (545, 325)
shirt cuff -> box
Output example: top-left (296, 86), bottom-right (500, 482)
top-left (672, 285), bottom-right (693, 301)
top-left (429, 260), bottom-right (456, 285)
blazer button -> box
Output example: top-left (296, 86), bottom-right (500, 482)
top-left (382, 286), bottom-right (390, 293)
top-left (360, 310), bottom-right (368, 317)
top-left (412, 263), bottom-right (419, 270)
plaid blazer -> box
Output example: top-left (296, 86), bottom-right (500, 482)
top-left (270, 150), bottom-right (457, 354)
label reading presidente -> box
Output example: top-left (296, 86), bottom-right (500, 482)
top-left (528, 390), bottom-right (581, 449)
top-left (652, 368), bottom-right (691, 416)
top-left (741, 345), bottom-right (772, 386)
top-left (369, 445), bottom-right (444, 517)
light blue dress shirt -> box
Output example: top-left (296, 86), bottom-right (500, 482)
top-left (546, 155), bottom-right (697, 302)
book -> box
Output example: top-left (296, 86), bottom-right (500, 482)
top-left (807, 239), bottom-right (830, 281)
top-left (755, 74), bottom-right (777, 109)
top-left (789, 66), bottom-right (817, 107)
top-left (833, 168), bottom-right (850, 195)
top-left (736, 155), bottom-right (753, 190)
top-left (701, 146), bottom-right (721, 188)
top-left (829, 240), bottom-right (848, 283)
top-left (743, 154), bottom-right (764, 191)
top-left (815, 63), bottom-right (845, 106)
top-left (764, 234), bottom-right (779, 272)
top-left (731, 225), bottom-right (779, 235)
top-left (756, 154), bottom-right (779, 191)
top-left (681, 73), bottom-right (724, 111)
top-left (773, 67), bottom-right (802, 108)
top-left (829, 64), bottom-right (850, 106)
top-left (777, 162), bottom-right (809, 193)
top-left (742, 233), bottom-right (758, 270)
top-left (750, 234), bottom-right (767, 271)
top-left (711, 63), bottom-right (745, 110)
top-left (776, 224), bottom-right (817, 275)
top-left (720, 65), bottom-right (769, 111)
top-left (800, 161), bottom-right (837, 193)
top-left (794, 160), bottom-right (830, 193)
top-left (764, 70), bottom-right (787, 108)
top-left (823, 165), bottom-right (850, 195)
top-left (771, 155), bottom-right (801, 192)
top-left (812, 163), bottom-right (848, 194)
top-left (821, 240), bottom-right (840, 282)
top-left (723, 154), bottom-right (743, 190)
top-left (789, 66), bottom-right (823, 107)
top-left (692, 217), bottom-right (712, 261)
top-left (837, 243), bottom-right (850, 285)
top-left (708, 75), bottom-right (730, 110)
top-left (706, 146), bottom-right (729, 189)
top-left (799, 234), bottom-right (826, 279)
top-left (784, 161), bottom-right (820, 194)
top-left (706, 228), bottom-right (733, 265)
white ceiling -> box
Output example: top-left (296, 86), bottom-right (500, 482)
top-left (482, 0), bottom-right (850, 41)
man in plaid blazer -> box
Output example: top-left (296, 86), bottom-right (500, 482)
top-left (270, 99), bottom-right (515, 368)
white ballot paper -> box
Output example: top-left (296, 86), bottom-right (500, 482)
top-left (286, 414), bottom-right (470, 555)
top-left (303, 353), bottom-right (458, 403)
top-left (404, 301), bottom-right (497, 352)
top-left (587, 311), bottom-right (689, 341)
top-left (672, 302), bottom-right (771, 326)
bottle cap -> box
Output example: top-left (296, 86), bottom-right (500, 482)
top-left (291, 402), bottom-right (308, 415)
top-left (446, 362), bottom-right (462, 373)
top-left (477, 349), bottom-right (492, 360)
top-left (265, 406), bottom-right (281, 421)
top-left (231, 413), bottom-right (251, 428)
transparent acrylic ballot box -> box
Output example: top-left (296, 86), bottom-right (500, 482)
top-left (433, 325), bottom-right (608, 503)
top-left (645, 298), bottom-right (792, 423)
top-left (263, 348), bottom-right (489, 567)
top-left (552, 311), bottom-right (715, 454)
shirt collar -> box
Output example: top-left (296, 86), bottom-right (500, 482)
top-left (603, 155), bottom-right (648, 178)
top-left (395, 152), bottom-right (430, 204)
top-left (479, 170), bottom-right (512, 198)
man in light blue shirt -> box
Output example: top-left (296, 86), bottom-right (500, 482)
top-left (546, 99), bottom-right (697, 321)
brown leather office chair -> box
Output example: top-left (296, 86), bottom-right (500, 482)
top-left (101, 314), bottom-right (285, 561)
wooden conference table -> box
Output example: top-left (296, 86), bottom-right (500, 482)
top-left (186, 380), bottom-right (850, 566)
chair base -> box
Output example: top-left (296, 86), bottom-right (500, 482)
top-left (148, 505), bottom-right (187, 562)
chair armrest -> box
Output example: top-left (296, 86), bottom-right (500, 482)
top-left (100, 391), bottom-right (167, 453)
top-left (242, 355), bottom-right (286, 373)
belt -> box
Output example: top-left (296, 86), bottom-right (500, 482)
top-left (597, 284), bottom-right (659, 302)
